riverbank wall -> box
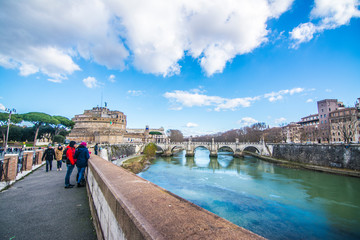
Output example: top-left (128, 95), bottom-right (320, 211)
top-left (86, 154), bottom-right (264, 240)
top-left (271, 144), bottom-right (360, 170)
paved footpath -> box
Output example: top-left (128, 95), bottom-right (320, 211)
top-left (0, 164), bottom-right (97, 240)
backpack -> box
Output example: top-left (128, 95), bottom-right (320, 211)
top-left (62, 148), bottom-right (68, 162)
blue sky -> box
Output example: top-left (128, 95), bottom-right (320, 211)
top-left (0, 0), bottom-right (359, 136)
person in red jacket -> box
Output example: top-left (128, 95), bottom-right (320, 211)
top-left (64, 141), bottom-right (77, 188)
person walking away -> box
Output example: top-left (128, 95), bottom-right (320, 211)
top-left (94, 143), bottom-right (98, 155)
top-left (64, 141), bottom-right (77, 189)
top-left (55, 144), bottom-right (64, 171)
top-left (42, 144), bottom-right (55, 172)
top-left (75, 142), bottom-right (90, 187)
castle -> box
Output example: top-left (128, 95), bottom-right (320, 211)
top-left (67, 107), bottom-right (167, 144)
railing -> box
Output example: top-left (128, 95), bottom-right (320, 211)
top-left (0, 149), bottom-right (44, 184)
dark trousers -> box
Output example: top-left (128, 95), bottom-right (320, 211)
top-left (77, 167), bottom-right (86, 184)
top-left (65, 164), bottom-right (75, 187)
top-left (46, 160), bottom-right (52, 172)
top-left (57, 160), bottom-right (62, 169)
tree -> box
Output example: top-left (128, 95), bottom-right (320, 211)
top-left (52, 116), bottom-right (74, 134)
top-left (0, 112), bottom-right (23, 147)
top-left (166, 129), bottom-right (184, 142)
top-left (53, 135), bottom-right (65, 144)
top-left (22, 112), bottom-right (59, 146)
top-left (337, 114), bottom-right (358, 143)
top-left (143, 143), bottom-right (156, 159)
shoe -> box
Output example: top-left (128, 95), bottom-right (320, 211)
top-left (69, 184), bottom-right (75, 187)
top-left (65, 185), bottom-right (73, 189)
top-left (60, 168), bottom-right (62, 171)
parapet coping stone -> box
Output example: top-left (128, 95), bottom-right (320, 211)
top-left (89, 155), bottom-right (264, 240)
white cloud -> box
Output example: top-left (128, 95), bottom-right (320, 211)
top-left (0, 103), bottom-right (5, 111)
top-left (165, 87), bottom-right (305, 110)
top-left (275, 117), bottom-right (286, 124)
top-left (127, 90), bottom-right (144, 96)
top-left (186, 122), bottom-right (199, 128)
top-left (264, 87), bottom-right (304, 102)
top-left (325, 88), bottom-right (332, 92)
top-left (0, 0), bottom-right (296, 79)
top-left (290, 0), bottom-right (360, 47)
top-left (47, 78), bottom-right (62, 83)
top-left (164, 89), bottom-right (259, 111)
top-left (108, 74), bottom-right (116, 83)
top-left (83, 76), bottom-right (99, 88)
top-left (306, 98), bottom-right (314, 103)
top-left (237, 117), bottom-right (258, 127)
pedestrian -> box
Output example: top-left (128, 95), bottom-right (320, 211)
top-left (94, 143), bottom-right (98, 155)
top-left (55, 144), bottom-right (64, 171)
top-left (64, 141), bottom-right (77, 189)
top-left (75, 142), bottom-right (90, 187)
top-left (42, 144), bottom-right (55, 172)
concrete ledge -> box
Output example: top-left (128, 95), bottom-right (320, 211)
top-left (87, 155), bottom-right (264, 240)
top-left (244, 151), bottom-right (360, 178)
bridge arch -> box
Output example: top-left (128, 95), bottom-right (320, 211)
top-left (171, 145), bottom-right (185, 154)
top-left (243, 146), bottom-right (260, 154)
top-left (217, 146), bottom-right (235, 154)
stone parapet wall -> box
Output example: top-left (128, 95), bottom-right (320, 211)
top-left (272, 144), bottom-right (360, 170)
top-left (87, 155), bottom-right (264, 240)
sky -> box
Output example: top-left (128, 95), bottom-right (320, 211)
top-left (0, 0), bottom-right (359, 136)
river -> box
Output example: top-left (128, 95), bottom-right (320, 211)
top-left (138, 147), bottom-right (360, 240)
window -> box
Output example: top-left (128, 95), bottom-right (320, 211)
top-left (321, 121), bottom-right (323, 124)
top-left (329, 108), bottom-right (331, 111)
top-left (320, 115), bottom-right (322, 118)
top-left (324, 114), bottom-right (326, 117)
top-left (322, 109), bottom-right (324, 112)
top-left (325, 120), bottom-right (327, 123)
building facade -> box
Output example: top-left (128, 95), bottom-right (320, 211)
top-left (68, 107), bottom-right (167, 144)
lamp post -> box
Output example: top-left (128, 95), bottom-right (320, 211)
top-left (4, 108), bottom-right (16, 153)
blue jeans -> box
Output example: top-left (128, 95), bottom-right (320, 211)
top-left (77, 167), bottom-right (86, 184)
top-left (46, 160), bottom-right (52, 172)
top-left (57, 160), bottom-right (62, 169)
top-left (65, 164), bottom-right (75, 186)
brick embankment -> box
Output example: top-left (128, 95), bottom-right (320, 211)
top-left (87, 154), bottom-right (265, 240)
top-left (0, 164), bottom-right (96, 240)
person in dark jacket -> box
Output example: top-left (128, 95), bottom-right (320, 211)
top-left (75, 142), bottom-right (90, 187)
top-left (64, 141), bottom-right (77, 188)
top-left (42, 144), bottom-right (55, 172)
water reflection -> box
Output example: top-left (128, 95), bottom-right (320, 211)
top-left (142, 149), bottom-right (360, 240)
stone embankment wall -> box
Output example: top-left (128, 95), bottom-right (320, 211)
top-left (101, 144), bottom-right (136, 161)
top-left (86, 155), bottom-right (264, 240)
top-left (271, 144), bottom-right (360, 171)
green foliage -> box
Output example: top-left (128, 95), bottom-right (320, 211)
top-left (149, 131), bottom-right (162, 135)
top-left (0, 113), bottom-right (23, 126)
top-left (143, 143), bottom-right (156, 159)
top-left (53, 115), bottom-right (74, 128)
top-left (22, 112), bottom-right (59, 126)
top-left (53, 134), bottom-right (65, 143)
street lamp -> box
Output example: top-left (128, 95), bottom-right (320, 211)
top-left (4, 108), bottom-right (16, 153)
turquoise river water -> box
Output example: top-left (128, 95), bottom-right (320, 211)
top-left (138, 148), bottom-right (360, 240)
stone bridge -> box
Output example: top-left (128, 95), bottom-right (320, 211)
top-left (156, 138), bottom-right (273, 157)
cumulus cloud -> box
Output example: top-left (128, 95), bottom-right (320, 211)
top-left (263, 87), bottom-right (304, 102)
top-left (306, 98), bottom-right (314, 103)
top-left (290, 0), bottom-right (360, 47)
top-left (108, 74), bottom-right (116, 83)
top-left (186, 122), bottom-right (199, 128)
top-left (275, 117), bottom-right (287, 124)
top-left (164, 89), bottom-right (259, 111)
top-left (165, 87), bottom-right (305, 110)
top-left (83, 77), bottom-right (100, 88)
top-left (0, 103), bottom-right (5, 111)
top-left (0, 0), bottom-right (296, 79)
top-left (237, 117), bottom-right (258, 126)
top-left (127, 90), bottom-right (144, 96)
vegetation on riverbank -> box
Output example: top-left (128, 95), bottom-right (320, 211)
top-left (121, 143), bottom-right (156, 174)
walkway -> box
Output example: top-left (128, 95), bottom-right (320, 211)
top-left (0, 164), bottom-right (96, 240)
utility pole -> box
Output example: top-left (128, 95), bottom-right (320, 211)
top-left (4, 108), bottom-right (16, 153)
